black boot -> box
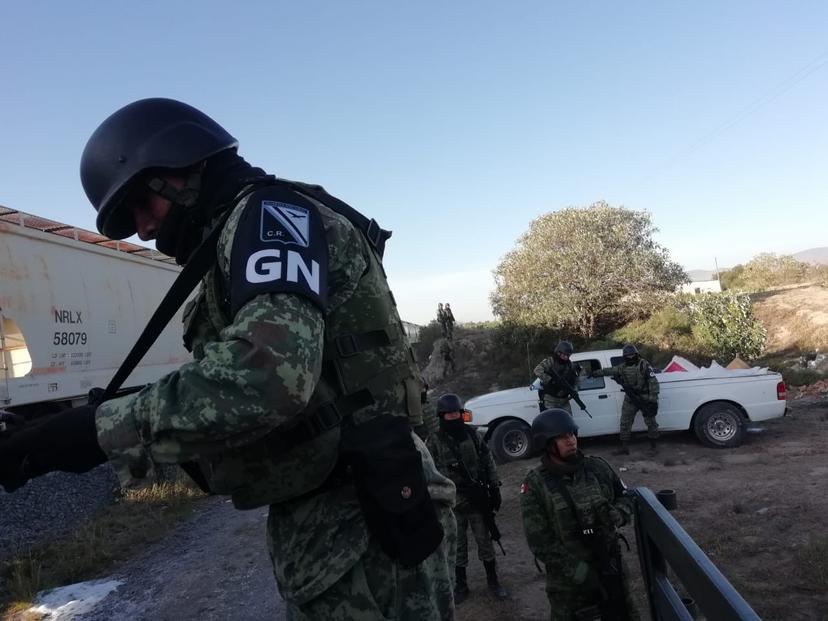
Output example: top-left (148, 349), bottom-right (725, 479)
top-left (649, 439), bottom-right (659, 455)
top-left (613, 442), bottom-right (630, 456)
top-left (483, 560), bottom-right (509, 600)
top-left (454, 566), bottom-right (469, 604)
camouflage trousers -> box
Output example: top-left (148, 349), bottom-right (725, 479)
top-left (619, 398), bottom-right (659, 443)
top-left (545, 559), bottom-right (640, 621)
top-left (543, 396), bottom-right (572, 414)
top-left (283, 503), bottom-right (457, 621)
top-left (455, 503), bottom-right (495, 567)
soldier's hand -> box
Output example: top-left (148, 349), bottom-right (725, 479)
top-left (0, 405), bottom-right (107, 493)
top-left (490, 485), bottom-right (502, 512)
top-left (598, 501), bottom-right (626, 528)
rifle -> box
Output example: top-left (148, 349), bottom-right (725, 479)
top-left (461, 480), bottom-right (506, 555)
top-left (546, 365), bottom-right (593, 419)
top-left (615, 376), bottom-right (657, 417)
top-left (545, 472), bottom-right (631, 621)
top-left (450, 436), bottom-right (506, 555)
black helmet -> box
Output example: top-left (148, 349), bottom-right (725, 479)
top-left (531, 408), bottom-right (578, 452)
top-left (437, 393), bottom-right (463, 414)
top-left (554, 340), bottom-right (574, 356)
top-left (80, 98), bottom-right (239, 239)
top-left (622, 344), bottom-right (639, 358)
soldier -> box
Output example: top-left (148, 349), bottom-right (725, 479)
top-left (437, 302), bottom-right (448, 337)
top-left (440, 339), bottom-right (457, 374)
top-left (427, 393), bottom-right (509, 604)
top-left (534, 341), bottom-right (582, 413)
top-left (0, 98), bottom-right (457, 620)
top-left (593, 344), bottom-right (659, 456)
top-left (520, 409), bottom-right (638, 621)
top-left (443, 303), bottom-right (456, 340)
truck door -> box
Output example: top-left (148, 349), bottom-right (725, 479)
top-left (573, 358), bottom-right (624, 435)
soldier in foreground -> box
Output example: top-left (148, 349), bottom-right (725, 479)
top-left (593, 344), bottom-right (660, 455)
top-left (0, 98), bottom-right (456, 620)
top-left (521, 409), bottom-right (638, 621)
top-left (534, 341), bottom-right (582, 413)
top-left (427, 393), bottom-right (509, 603)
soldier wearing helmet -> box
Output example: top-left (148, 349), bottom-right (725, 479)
top-left (1, 98), bottom-right (456, 620)
top-left (533, 340), bottom-right (582, 413)
top-left (427, 393), bottom-right (509, 603)
top-left (593, 343), bottom-right (660, 456)
top-left (521, 409), bottom-right (639, 620)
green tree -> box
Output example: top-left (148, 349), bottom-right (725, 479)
top-left (685, 292), bottom-right (766, 361)
top-left (721, 254), bottom-right (809, 291)
top-left (491, 202), bottom-right (687, 338)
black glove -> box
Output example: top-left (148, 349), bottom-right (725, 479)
top-left (490, 485), bottom-right (502, 512)
top-left (0, 405), bottom-right (108, 493)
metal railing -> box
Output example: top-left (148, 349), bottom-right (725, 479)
top-left (630, 487), bottom-right (761, 621)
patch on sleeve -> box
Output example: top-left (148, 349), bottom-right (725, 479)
top-left (229, 186), bottom-right (329, 316)
top-left (520, 482), bottom-right (528, 494)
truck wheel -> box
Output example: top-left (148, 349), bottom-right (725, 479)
top-left (490, 420), bottom-right (533, 462)
top-left (693, 402), bottom-right (746, 448)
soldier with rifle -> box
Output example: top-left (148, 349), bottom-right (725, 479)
top-left (427, 393), bottom-right (510, 603)
top-left (534, 341), bottom-right (592, 417)
top-left (521, 408), bottom-right (639, 621)
top-left (592, 344), bottom-right (659, 456)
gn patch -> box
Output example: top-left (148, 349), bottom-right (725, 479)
top-left (260, 201), bottom-right (311, 246)
top-left (230, 185), bottom-right (329, 316)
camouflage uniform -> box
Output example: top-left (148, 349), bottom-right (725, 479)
top-left (427, 426), bottom-right (500, 568)
top-left (440, 339), bottom-right (456, 374)
top-left (520, 452), bottom-right (638, 621)
top-left (534, 356), bottom-right (581, 414)
top-left (95, 183), bottom-right (456, 620)
top-left (437, 305), bottom-right (448, 337)
top-left (443, 305), bottom-right (455, 340)
top-left (595, 359), bottom-right (660, 443)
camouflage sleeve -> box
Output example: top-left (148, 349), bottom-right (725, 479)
top-left (95, 197), bottom-right (367, 487)
top-left (534, 358), bottom-right (552, 384)
top-left (520, 470), bottom-right (590, 583)
top-left (589, 457), bottom-right (634, 526)
top-left (593, 365), bottom-right (618, 379)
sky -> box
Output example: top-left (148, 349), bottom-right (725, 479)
top-left (1, 1), bottom-right (827, 324)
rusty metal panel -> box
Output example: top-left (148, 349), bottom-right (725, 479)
top-left (0, 213), bottom-right (193, 408)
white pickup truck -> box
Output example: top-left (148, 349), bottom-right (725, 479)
top-left (465, 349), bottom-right (788, 462)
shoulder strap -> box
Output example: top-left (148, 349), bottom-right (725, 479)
top-left (100, 183), bottom-right (269, 402)
top-left (280, 179), bottom-right (393, 259)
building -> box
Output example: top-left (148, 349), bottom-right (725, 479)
top-left (679, 279), bottom-right (722, 295)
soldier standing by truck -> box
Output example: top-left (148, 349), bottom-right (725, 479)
top-left (0, 98), bottom-right (456, 620)
top-left (427, 393), bottom-right (509, 604)
top-left (521, 408), bottom-right (638, 621)
top-left (592, 344), bottom-right (659, 456)
top-left (534, 341), bottom-right (582, 413)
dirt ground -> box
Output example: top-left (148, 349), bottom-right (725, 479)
top-left (8, 399), bottom-right (825, 621)
top-left (456, 397), bottom-right (828, 621)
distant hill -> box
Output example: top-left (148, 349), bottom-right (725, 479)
top-left (793, 247), bottom-right (828, 265)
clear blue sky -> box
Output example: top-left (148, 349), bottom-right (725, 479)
top-left (2, 1), bottom-right (826, 324)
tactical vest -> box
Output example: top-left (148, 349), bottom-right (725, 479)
top-left (186, 180), bottom-right (424, 509)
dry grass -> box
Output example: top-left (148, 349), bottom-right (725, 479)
top-left (752, 285), bottom-right (828, 353)
top-left (0, 478), bottom-right (204, 615)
